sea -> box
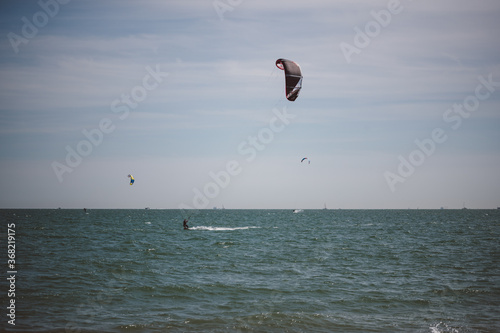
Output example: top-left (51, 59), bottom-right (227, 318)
top-left (1, 209), bottom-right (499, 332)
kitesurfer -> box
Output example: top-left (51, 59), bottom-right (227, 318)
top-left (183, 219), bottom-right (189, 230)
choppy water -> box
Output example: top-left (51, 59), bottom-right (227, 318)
top-left (1, 209), bottom-right (499, 332)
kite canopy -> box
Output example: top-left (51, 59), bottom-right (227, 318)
top-left (128, 174), bottom-right (135, 185)
top-left (276, 58), bottom-right (302, 101)
top-left (301, 157), bottom-right (310, 164)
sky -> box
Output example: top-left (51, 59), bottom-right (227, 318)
top-left (0, 0), bottom-right (499, 209)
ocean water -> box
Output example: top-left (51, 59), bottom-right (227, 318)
top-left (1, 209), bottom-right (499, 332)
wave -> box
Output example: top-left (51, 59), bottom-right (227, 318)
top-left (189, 226), bottom-right (260, 231)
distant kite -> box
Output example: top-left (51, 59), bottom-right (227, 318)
top-left (276, 58), bottom-right (303, 101)
top-left (301, 157), bottom-right (310, 164)
top-left (128, 174), bottom-right (135, 185)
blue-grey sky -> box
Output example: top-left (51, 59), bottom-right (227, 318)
top-left (1, 0), bottom-right (499, 209)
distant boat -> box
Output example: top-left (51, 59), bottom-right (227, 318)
top-left (323, 203), bottom-right (327, 210)
top-left (293, 209), bottom-right (303, 213)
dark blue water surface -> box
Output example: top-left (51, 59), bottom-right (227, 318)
top-left (1, 209), bottom-right (499, 332)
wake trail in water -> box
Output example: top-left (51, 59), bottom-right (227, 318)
top-left (189, 226), bottom-right (261, 231)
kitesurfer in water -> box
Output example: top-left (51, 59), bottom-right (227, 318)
top-left (183, 219), bottom-right (189, 230)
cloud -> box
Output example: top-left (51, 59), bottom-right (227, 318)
top-left (1, 0), bottom-right (499, 208)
